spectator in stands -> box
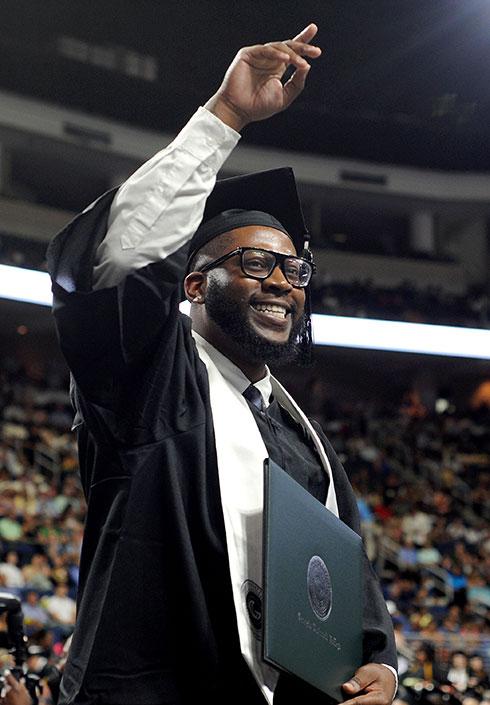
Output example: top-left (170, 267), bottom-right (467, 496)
top-left (0, 551), bottom-right (24, 589)
top-left (0, 508), bottom-right (23, 543)
top-left (28, 627), bottom-right (55, 659)
top-left (467, 573), bottom-right (490, 608)
top-left (446, 651), bottom-right (469, 694)
top-left (387, 572), bottom-right (419, 614)
top-left (22, 591), bottom-right (50, 635)
top-left (403, 642), bottom-right (447, 691)
top-left (440, 605), bottom-right (462, 635)
top-left (401, 504), bottom-right (433, 548)
top-left (417, 540), bottom-right (442, 568)
top-left (447, 517), bottom-right (471, 544)
top-left (398, 539), bottom-right (419, 569)
top-left (467, 654), bottom-right (490, 699)
top-left (418, 616), bottom-right (445, 645)
top-left (44, 583), bottom-right (76, 628)
top-left (443, 561), bottom-right (468, 608)
top-left (22, 553), bottom-right (53, 592)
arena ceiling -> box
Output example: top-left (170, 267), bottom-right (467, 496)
top-left (1, 0), bottom-right (490, 172)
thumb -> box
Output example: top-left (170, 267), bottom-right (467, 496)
top-left (342, 676), bottom-right (363, 693)
top-left (283, 64), bottom-right (310, 107)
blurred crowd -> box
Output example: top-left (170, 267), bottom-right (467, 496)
top-left (0, 355), bottom-right (489, 704)
top-left (311, 279), bottom-right (490, 329)
top-left (0, 356), bottom-right (82, 702)
top-left (308, 385), bottom-right (490, 705)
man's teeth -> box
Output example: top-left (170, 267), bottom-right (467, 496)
top-left (253, 303), bottom-right (287, 318)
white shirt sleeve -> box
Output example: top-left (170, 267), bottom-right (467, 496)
top-left (382, 664), bottom-right (399, 700)
top-left (93, 107), bottom-right (241, 290)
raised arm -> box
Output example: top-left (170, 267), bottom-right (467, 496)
top-left (93, 24), bottom-right (321, 289)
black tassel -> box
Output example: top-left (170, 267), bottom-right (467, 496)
top-left (296, 243), bottom-right (315, 367)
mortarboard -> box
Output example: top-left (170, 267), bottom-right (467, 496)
top-left (186, 167), bottom-right (310, 266)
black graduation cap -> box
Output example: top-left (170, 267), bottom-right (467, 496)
top-left (186, 167), bottom-right (310, 266)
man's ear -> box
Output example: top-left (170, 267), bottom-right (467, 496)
top-left (184, 271), bottom-right (207, 303)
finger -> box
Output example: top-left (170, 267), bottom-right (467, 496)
top-left (5, 672), bottom-right (20, 692)
top-left (271, 39), bottom-right (320, 62)
top-left (253, 44), bottom-right (291, 64)
top-left (283, 65), bottom-right (310, 106)
top-left (293, 22), bottom-right (319, 43)
top-left (284, 39), bottom-right (322, 58)
top-left (266, 42), bottom-right (310, 69)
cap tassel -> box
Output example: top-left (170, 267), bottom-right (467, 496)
top-left (296, 240), bottom-right (314, 367)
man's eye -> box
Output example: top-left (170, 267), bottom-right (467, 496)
top-left (247, 258), bottom-right (269, 270)
top-left (285, 263), bottom-right (300, 276)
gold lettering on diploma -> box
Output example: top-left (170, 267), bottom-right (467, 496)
top-left (297, 612), bottom-right (342, 651)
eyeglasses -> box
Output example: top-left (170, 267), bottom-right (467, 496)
top-left (199, 247), bottom-right (315, 288)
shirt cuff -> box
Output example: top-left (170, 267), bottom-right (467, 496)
top-left (381, 664), bottom-right (398, 700)
top-left (170, 106), bottom-right (240, 163)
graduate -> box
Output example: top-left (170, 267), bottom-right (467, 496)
top-left (48, 24), bottom-right (397, 705)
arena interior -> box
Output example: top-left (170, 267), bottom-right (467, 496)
top-left (0, 3), bottom-right (489, 704)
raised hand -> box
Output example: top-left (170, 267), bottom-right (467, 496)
top-left (205, 24), bottom-right (321, 131)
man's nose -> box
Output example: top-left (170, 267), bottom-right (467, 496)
top-left (262, 263), bottom-right (292, 291)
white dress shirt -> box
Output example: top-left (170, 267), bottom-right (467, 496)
top-left (93, 107), bottom-right (240, 289)
top-left (193, 331), bottom-right (272, 408)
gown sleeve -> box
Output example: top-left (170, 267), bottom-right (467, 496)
top-left (46, 108), bottom-right (239, 401)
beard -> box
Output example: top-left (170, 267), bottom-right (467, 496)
top-left (204, 278), bottom-right (304, 365)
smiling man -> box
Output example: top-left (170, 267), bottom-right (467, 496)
top-left (185, 185), bottom-right (312, 379)
top-left (48, 24), bottom-right (397, 705)
top-left (190, 229), bottom-right (304, 369)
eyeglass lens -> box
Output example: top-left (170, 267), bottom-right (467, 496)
top-left (241, 249), bottom-right (311, 287)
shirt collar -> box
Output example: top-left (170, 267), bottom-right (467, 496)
top-left (192, 331), bottom-right (272, 408)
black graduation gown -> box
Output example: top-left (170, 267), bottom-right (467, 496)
top-left (47, 190), bottom-right (397, 705)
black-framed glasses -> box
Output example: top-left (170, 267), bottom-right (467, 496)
top-left (199, 247), bottom-right (315, 288)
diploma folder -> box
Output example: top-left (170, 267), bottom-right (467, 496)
top-left (263, 459), bottom-right (363, 702)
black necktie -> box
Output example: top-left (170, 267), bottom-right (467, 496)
top-left (243, 384), bottom-right (265, 412)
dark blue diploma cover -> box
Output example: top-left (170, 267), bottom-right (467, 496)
top-left (263, 459), bottom-right (363, 701)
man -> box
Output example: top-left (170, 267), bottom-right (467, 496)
top-left (48, 24), bottom-right (397, 705)
top-left (45, 583), bottom-right (77, 629)
top-left (0, 551), bottom-right (25, 589)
